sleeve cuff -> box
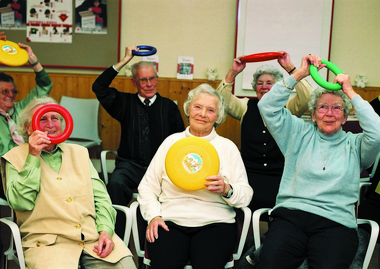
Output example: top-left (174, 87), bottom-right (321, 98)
top-left (222, 77), bottom-right (234, 86)
top-left (97, 225), bottom-right (114, 237)
top-left (286, 75), bottom-right (298, 89)
top-left (25, 154), bottom-right (40, 169)
top-left (112, 65), bottom-right (119, 73)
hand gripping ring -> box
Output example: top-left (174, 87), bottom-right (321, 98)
top-left (32, 104), bottom-right (73, 144)
top-left (309, 59), bottom-right (343, 91)
top-left (132, 45), bottom-right (157, 56)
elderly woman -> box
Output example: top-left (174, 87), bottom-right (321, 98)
top-left (1, 97), bottom-right (136, 269)
top-left (216, 51), bottom-right (313, 212)
top-left (254, 55), bottom-right (380, 268)
top-left (137, 84), bottom-right (253, 269)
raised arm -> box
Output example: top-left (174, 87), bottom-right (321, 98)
top-left (278, 51), bottom-right (314, 117)
top-left (216, 58), bottom-right (249, 121)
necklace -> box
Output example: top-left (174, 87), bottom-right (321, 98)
top-left (319, 136), bottom-right (342, 171)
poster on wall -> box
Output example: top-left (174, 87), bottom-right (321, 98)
top-left (143, 55), bottom-right (159, 74)
top-left (75, 0), bottom-right (107, 34)
top-left (26, 0), bottom-right (72, 43)
top-left (177, 56), bottom-right (194, 80)
top-left (234, 0), bottom-right (334, 97)
top-left (0, 0), bottom-right (27, 30)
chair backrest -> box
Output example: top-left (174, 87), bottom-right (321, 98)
top-left (362, 151), bottom-right (380, 181)
top-left (59, 96), bottom-right (101, 144)
top-left (359, 151), bottom-right (380, 207)
top-left (100, 150), bottom-right (117, 185)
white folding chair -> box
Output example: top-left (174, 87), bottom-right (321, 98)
top-left (101, 150), bottom-right (117, 185)
top-left (0, 198), bottom-right (18, 269)
top-left (100, 150), bottom-right (138, 199)
top-left (59, 96), bottom-right (102, 149)
top-left (359, 151), bottom-right (380, 207)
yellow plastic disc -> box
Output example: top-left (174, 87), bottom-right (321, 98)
top-left (0, 40), bottom-right (29, 66)
top-left (165, 137), bottom-right (220, 191)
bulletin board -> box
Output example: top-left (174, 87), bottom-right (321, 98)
top-left (234, 0), bottom-right (334, 97)
top-left (2, 0), bottom-right (121, 70)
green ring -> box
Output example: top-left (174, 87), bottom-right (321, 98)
top-left (309, 59), bottom-right (343, 91)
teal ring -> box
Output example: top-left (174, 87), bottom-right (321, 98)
top-left (309, 59), bottom-right (343, 91)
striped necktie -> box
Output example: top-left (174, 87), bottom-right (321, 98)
top-left (144, 98), bottom-right (150, 107)
top-left (0, 107), bottom-right (24, 145)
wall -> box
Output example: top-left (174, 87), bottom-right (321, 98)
top-left (329, 0), bottom-right (380, 86)
top-left (1, 0), bottom-right (379, 86)
top-left (3, 0), bottom-right (380, 153)
top-left (119, 0), bottom-right (237, 80)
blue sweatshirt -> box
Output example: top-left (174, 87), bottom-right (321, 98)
top-left (258, 76), bottom-right (380, 229)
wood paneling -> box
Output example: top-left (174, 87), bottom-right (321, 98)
top-left (8, 72), bottom-right (241, 152)
top-left (9, 71), bottom-right (379, 153)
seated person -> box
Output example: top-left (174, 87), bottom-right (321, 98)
top-left (253, 54), bottom-right (380, 268)
top-left (216, 51), bottom-right (313, 213)
top-left (137, 84), bottom-right (253, 269)
top-left (0, 31), bottom-right (53, 185)
top-left (1, 97), bottom-right (136, 269)
top-left (92, 45), bottom-right (185, 237)
top-left (0, 31), bottom-right (53, 257)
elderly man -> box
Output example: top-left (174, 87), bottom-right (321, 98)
top-left (92, 45), bottom-right (185, 237)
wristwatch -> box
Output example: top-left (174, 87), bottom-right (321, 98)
top-left (223, 184), bottom-right (233, 199)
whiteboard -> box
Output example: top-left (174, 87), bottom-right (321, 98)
top-left (235, 0), bottom-right (334, 96)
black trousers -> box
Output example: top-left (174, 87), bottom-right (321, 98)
top-left (256, 207), bottom-right (358, 269)
top-left (106, 157), bottom-right (147, 239)
top-left (147, 221), bottom-right (237, 269)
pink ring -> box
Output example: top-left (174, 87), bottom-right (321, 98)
top-left (32, 104), bottom-right (73, 144)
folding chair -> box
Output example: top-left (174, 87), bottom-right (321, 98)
top-left (59, 96), bottom-right (102, 150)
top-left (100, 150), bottom-right (138, 199)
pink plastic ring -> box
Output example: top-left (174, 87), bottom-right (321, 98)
top-left (32, 104), bottom-right (73, 144)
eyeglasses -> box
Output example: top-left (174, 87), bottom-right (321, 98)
top-left (317, 104), bottom-right (343, 114)
top-left (136, 76), bottom-right (158, 86)
top-left (0, 89), bottom-right (19, 95)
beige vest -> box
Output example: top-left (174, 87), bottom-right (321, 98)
top-left (2, 143), bottom-right (131, 268)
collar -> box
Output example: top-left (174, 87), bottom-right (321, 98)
top-left (138, 94), bottom-right (157, 106)
top-left (41, 143), bottom-right (64, 155)
top-left (317, 128), bottom-right (344, 142)
top-left (184, 126), bottom-right (217, 142)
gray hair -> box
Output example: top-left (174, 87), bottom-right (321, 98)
top-left (251, 64), bottom-right (283, 91)
top-left (131, 61), bottom-right (157, 79)
top-left (183, 83), bottom-right (227, 127)
top-left (308, 87), bottom-right (352, 118)
top-left (17, 96), bottom-right (58, 140)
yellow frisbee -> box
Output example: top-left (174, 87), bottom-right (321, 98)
top-left (0, 40), bottom-right (29, 66)
top-left (165, 137), bottom-right (220, 191)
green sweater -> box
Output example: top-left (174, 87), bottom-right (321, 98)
top-left (258, 76), bottom-right (380, 229)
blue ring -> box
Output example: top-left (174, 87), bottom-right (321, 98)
top-left (132, 45), bottom-right (157, 56)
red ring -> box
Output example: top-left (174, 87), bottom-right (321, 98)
top-left (240, 52), bottom-right (283, 63)
top-left (32, 104), bottom-right (73, 144)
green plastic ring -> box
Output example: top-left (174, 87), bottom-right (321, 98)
top-left (309, 59), bottom-right (343, 91)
